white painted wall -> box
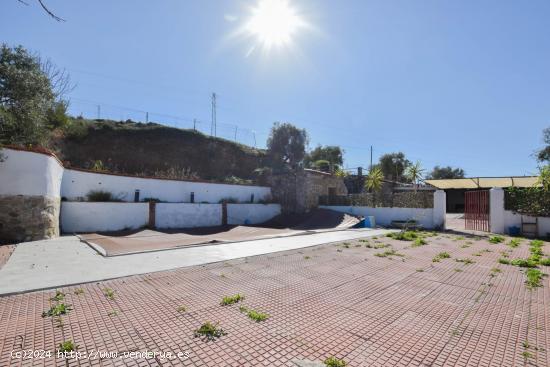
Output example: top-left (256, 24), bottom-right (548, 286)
top-left (61, 169), bottom-right (271, 203)
top-left (0, 148), bottom-right (64, 197)
top-left (503, 211), bottom-right (550, 238)
top-left (156, 203), bottom-right (222, 228)
top-left (227, 204), bottom-right (281, 225)
top-left (61, 202), bottom-right (149, 233)
top-left (433, 190), bottom-right (446, 229)
top-left (320, 205), bottom-right (436, 229)
top-left (489, 188), bottom-right (505, 234)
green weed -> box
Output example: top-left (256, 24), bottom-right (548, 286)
top-left (525, 269), bottom-right (545, 289)
top-left (433, 252), bottom-right (451, 262)
top-left (50, 290), bottom-right (65, 302)
top-left (239, 306), bottom-right (270, 322)
top-left (324, 356), bottom-right (347, 367)
top-left (489, 236), bottom-right (505, 244)
top-left (42, 303), bottom-right (72, 318)
top-left (220, 294), bottom-right (245, 306)
top-left (194, 321), bottom-right (226, 341)
top-left (412, 238), bottom-right (427, 247)
top-left (58, 340), bottom-right (77, 353)
top-left (455, 258), bottom-right (474, 265)
top-left (103, 288), bottom-right (115, 300)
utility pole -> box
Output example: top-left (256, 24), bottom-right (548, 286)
top-left (145, 112), bottom-right (149, 123)
top-left (253, 131), bottom-right (257, 148)
top-left (193, 118), bottom-right (196, 131)
top-left (370, 145), bottom-right (373, 171)
top-left (97, 105), bottom-right (101, 119)
top-left (211, 93), bottom-right (217, 137)
top-left (234, 126), bottom-right (238, 142)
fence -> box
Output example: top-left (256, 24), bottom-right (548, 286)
top-left (69, 99), bottom-right (264, 149)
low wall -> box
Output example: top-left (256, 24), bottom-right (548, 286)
top-left (227, 204), bottom-right (281, 225)
top-left (0, 148), bottom-right (64, 242)
top-left (321, 206), bottom-right (436, 229)
top-left (156, 203), bottom-right (222, 228)
top-left (62, 169), bottom-right (271, 204)
top-left (504, 211), bottom-right (550, 238)
top-left (61, 202), bottom-right (149, 233)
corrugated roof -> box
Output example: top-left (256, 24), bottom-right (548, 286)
top-left (425, 176), bottom-right (539, 189)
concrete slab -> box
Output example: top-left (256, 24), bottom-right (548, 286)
top-left (0, 228), bottom-right (391, 295)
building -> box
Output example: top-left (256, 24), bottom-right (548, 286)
top-left (425, 176), bottom-right (538, 213)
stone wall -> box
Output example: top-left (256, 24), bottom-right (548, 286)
top-left (270, 169), bottom-right (348, 214)
top-left (320, 191), bottom-right (434, 208)
top-left (0, 195), bottom-right (60, 242)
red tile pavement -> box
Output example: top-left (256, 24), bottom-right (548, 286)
top-left (0, 233), bottom-right (548, 366)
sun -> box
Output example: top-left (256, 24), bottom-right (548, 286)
top-left (245, 0), bottom-right (305, 51)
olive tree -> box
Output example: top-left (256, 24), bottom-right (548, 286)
top-left (0, 44), bottom-right (71, 145)
top-left (266, 122), bottom-right (308, 171)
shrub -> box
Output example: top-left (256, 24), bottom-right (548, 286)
top-left (86, 190), bottom-right (121, 202)
top-left (498, 258), bottom-right (511, 265)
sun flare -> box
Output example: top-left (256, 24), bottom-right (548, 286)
top-left (245, 0), bottom-right (305, 51)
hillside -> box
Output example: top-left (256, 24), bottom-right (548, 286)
top-left (52, 119), bottom-right (267, 182)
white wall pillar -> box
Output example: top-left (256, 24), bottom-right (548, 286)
top-left (489, 188), bottom-right (505, 234)
top-left (433, 190), bottom-right (446, 230)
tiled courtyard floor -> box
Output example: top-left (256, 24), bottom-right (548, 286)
top-left (0, 232), bottom-right (549, 366)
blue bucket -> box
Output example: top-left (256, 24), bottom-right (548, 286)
top-left (508, 226), bottom-right (520, 236)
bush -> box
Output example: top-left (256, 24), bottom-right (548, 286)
top-left (505, 187), bottom-right (550, 217)
top-left (86, 190), bottom-right (121, 202)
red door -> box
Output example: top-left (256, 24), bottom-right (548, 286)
top-left (464, 190), bottom-right (490, 232)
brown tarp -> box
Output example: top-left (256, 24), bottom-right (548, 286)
top-left (79, 209), bottom-right (360, 256)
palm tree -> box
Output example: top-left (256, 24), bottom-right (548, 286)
top-left (365, 167), bottom-right (384, 206)
top-left (406, 161), bottom-right (425, 192)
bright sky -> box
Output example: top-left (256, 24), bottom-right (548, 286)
top-left (2, 0), bottom-right (549, 177)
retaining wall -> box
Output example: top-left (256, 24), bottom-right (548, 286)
top-left (227, 204), bottom-right (281, 225)
top-left (0, 149), bottom-right (64, 241)
top-left (156, 203), bottom-right (222, 229)
top-left (62, 169), bottom-right (271, 203)
top-left (319, 190), bottom-right (446, 229)
top-left (61, 202), bottom-right (149, 233)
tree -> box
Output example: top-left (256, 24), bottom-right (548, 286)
top-left (378, 152), bottom-right (411, 182)
top-left (16, 0), bottom-right (66, 22)
top-left (0, 44), bottom-right (71, 145)
top-left (304, 145), bottom-right (344, 172)
top-left (364, 166), bottom-right (384, 206)
top-left (538, 165), bottom-right (550, 192)
top-left (427, 165), bottom-right (465, 179)
top-left (406, 161), bottom-right (425, 191)
top-left (266, 122), bottom-right (308, 171)
top-left (537, 127), bottom-right (550, 163)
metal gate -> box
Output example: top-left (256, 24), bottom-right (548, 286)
top-left (465, 190), bottom-right (490, 232)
